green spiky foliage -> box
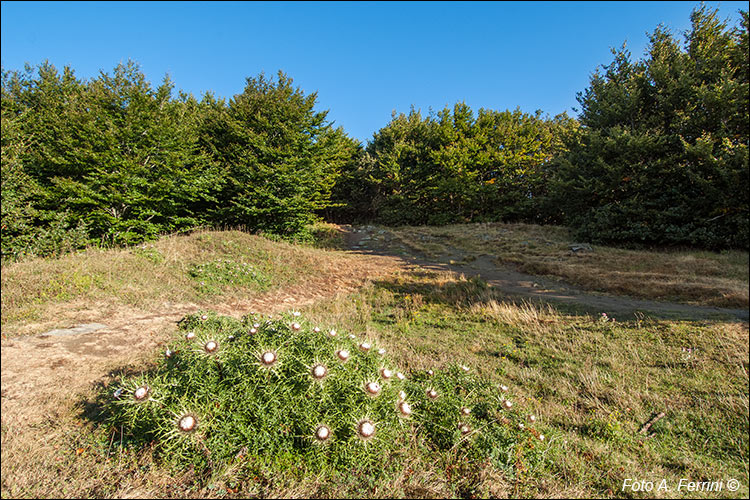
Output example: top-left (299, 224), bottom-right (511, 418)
top-left (103, 312), bottom-right (548, 477)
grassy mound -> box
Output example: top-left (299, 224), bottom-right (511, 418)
top-left (102, 311), bottom-right (549, 478)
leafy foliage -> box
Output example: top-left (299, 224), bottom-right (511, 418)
top-left (332, 103), bottom-right (577, 226)
top-left (548, 6), bottom-right (749, 249)
top-left (102, 311), bottom-right (548, 476)
top-left (0, 64), bottom-right (356, 260)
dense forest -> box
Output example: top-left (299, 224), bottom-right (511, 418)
top-left (2, 5), bottom-right (747, 261)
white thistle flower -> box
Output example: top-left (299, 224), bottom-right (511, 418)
top-left (377, 348), bottom-right (386, 355)
top-left (328, 329), bottom-right (337, 337)
top-left (396, 372), bottom-right (406, 380)
top-left (461, 365), bottom-right (469, 372)
top-left (185, 331), bottom-right (196, 340)
top-left (426, 388), bottom-right (438, 399)
top-left (312, 326), bottom-right (321, 333)
top-left (357, 419), bottom-right (375, 439)
top-left (311, 364), bottom-right (328, 380)
top-left (528, 414), bottom-right (537, 423)
top-left (315, 425), bottom-right (331, 442)
top-left (503, 399), bottom-right (513, 409)
top-left (249, 327), bottom-right (257, 334)
top-left (500, 384), bottom-right (508, 392)
top-left (427, 369), bottom-right (434, 376)
top-left (203, 340), bottom-right (218, 354)
top-left (260, 350), bottom-right (278, 367)
top-left (459, 423), bottom-right (471, 435)
top-left (178, 414), bottom-right (197, 433)
top-left (539, 434), bottom-right (545, 441)
top-left (359, 342), bottom-right (371, 352)
top-left (398, 401), bottom-right (412, 417)
top-left (380, 368), bottom-right (393, 379)
top-left (461, 407), bottom-right (471, 416)
top-left (336, 349), bottom-right (350, 362)
top-left (365, 382), bottom-right (381, 396)
top-left (134, 386), bottom-right (150, 401)
top-left (518, 423), bottom-right (525, 429)
top-left (253, 323), bottom-right (260, 328)
top-left (200, 314), bottom-right (208, 320)
top-left (291, 322), bottom-right (301, 331)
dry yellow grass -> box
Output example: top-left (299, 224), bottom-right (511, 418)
top-left (387, 222), bottom-right (749, 308)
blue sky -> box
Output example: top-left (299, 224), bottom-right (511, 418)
top-left (1, 1), bottom-right (747, 143)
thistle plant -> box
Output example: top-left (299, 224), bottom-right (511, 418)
top-left (102, 310), bottom-right (550, 477)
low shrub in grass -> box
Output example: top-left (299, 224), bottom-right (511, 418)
top-left (102, 311), bottom-right (549, 479)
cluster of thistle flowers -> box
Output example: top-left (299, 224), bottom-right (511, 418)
top-left (107, 310), bottom-right (548, 469)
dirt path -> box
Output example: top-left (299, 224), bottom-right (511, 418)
top-left (343, 224), bottom-right (749, 322)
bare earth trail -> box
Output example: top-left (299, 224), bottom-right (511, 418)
top-left (1, 225), bottom-right (747, 493)
top-left (343, 224), bottom-right (750, 322)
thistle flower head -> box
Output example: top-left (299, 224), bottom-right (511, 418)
top-left (260, 350), bottom-right (278, 367)
top-left (396, 372), bottom-right (406, 380)
top-left (500, 384), bottom-right (508, 392)
top-left (528, 414), bottom-right (537, 423)
top-left (203, 340), bottom-right (218, 354)
top-left (253, 323), bottom-right (260, 328)
top-left (312, 326), bottom-right (321, 333)
top-left (249, 327), bottom-right (257, 334)
top-left (365, 381), bottom-right (381, 396)
top-left (503, 399), bottom-right (513, 409)
top-left (539, 434), bottom-right (545, 441)
top-left (461, 406), bottom-right (471, 416)
top-left (461, 365), bottom-right (470, 372)
top-left (359, 342), bottom-right (371, 352)
top-left (357, 419), bottom-right (375, 439)
top-left (426, 369), bottom-right (434, 376)
top-left (328, 329), bottom-right (337, 337)
top-left (459, 423), bottom-right (471, 435)
top-left (336, 349), bottom-right (350, 362)
top-left (291, 322), bottom-right (301, 331)
top-left (311, 364), bottom-right (328, 380)
top-left (200, 314), bottom-right (208, 321)
top-left (377, 348), bottom-right (386, 355)
top-left (178, 414), bottom-right (197, 433)
top-left (380, 368), bottom-right (393, 379)
top-left (185, 331), bottom-right (196, 340)
top-left (315, 425), bottom-right (331, 442)
top-left (518, 423), bottom-right (525, 429)
top-left (398, 400), bottom-right (412, 417)
top-left (165, 348), bottom-right (174, 358)
top-left (133, 385), bottom-right (150, 402)
top-left (426, 388), bottom-right (438, 399)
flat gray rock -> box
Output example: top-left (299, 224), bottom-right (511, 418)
top-left (40, 323), bottom-right (109, 337)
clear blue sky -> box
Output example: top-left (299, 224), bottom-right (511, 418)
top-left (1, 1), bottom-right (747, 143)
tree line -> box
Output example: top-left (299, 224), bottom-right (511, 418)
top-left (2, 5), bottom-right (747, 261)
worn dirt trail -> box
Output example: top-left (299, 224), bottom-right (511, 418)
top-left (343, 225), bottom-right (749, 322)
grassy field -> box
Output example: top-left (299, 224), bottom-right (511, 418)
top-left (387, 223), bottom-right (749, 309)
top-left (1, 225), bottom-right (748, 499)
top-left (0, 226), bottom-right (373, 337)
